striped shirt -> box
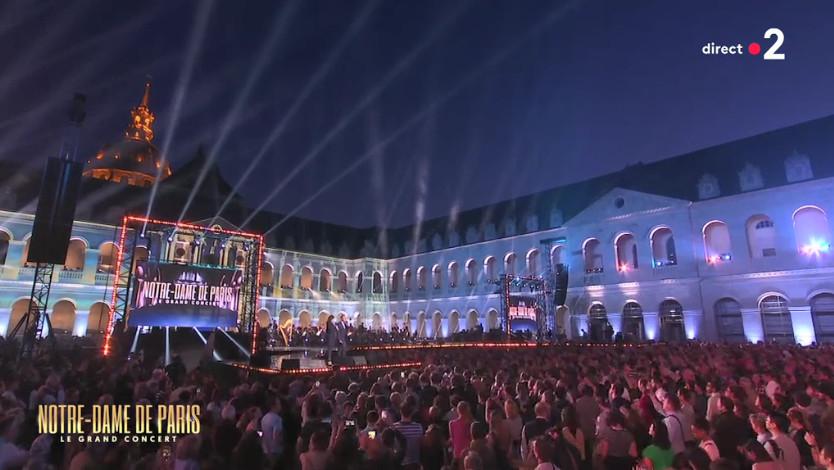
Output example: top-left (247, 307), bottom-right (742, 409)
top-left (392, 420), bottom-right (424, 465)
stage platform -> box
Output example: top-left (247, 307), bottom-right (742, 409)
top-left (265, 346), bottom-right (368, 370)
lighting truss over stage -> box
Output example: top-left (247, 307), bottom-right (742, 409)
top-left (103, 216), bottom-right (264, 356)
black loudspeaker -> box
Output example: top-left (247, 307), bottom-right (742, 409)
top-left (554, 263), bottom-right (568, 306)
top-left (332, 356), bottom-right (355, 367)
top-left (250, 350), bottom-right (270, 368)
top-left (28, 157), bottom-right (84, 264)
top-left (28, 94), bottom-right (86, 265)
top-left (281, 358), bottom-right (300, 371)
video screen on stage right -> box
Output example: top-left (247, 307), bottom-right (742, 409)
top-left (508, 295), bottom-right (539, 333)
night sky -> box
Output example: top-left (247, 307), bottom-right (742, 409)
top-left (2, 1), bottom-right (833, 228)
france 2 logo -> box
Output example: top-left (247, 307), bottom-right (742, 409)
top-left (702, 28), bottom-right (785, 60)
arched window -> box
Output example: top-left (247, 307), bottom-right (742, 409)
top-left (703, 221), bottom-right (732, 264)
top-left (432, 311), bottom-right (442, 338)
top-left (390, 312), bottom-right (399, 331)
top-left (279, 310), bottom-right (292, 329)
top-left (651, 227), bottom-right (677, 267)
top-left (260, 262), bottom-right (274, 287)
top-left (280, 264), bottom-right (294, 289)
top-left (403, 312), bottom-right (413, 333)
top-left (659, 299), bottom-right (686, 342)
top-left (389, 271), bottom-right (399, 293)
top-left (337, 271), bottom-right (348, 293)
top-left (319, 269), bottom-right (331, 292)
top-left (416, 267), bottom-right (426, 290)
top-left (588, 303), bottom-right (608, 341)
top-left (22, 237), bottom-right (33, 267)
top-left (7, 299), bottom-right (33, 336)
top-left (550, 245), bottom-right (565, 268)
top-left (448, 262), bottom-right (459, 288)
top-left (465, 259), bottom-right (477, 286)
top-left (300, 266), bottom-right (313, 290)
top-left (256, 309), bottom-right (271, 328)
top-left (96, 242), bottom-right (119, 273)
top-left (372, 313), bottom-right (382, 331)
top-left (50, 300), bottom-right (76, 335)
top-left (416, 312), bottom-right (427, 338)
top-left (583, 239), bottom-right (603, 273)
top-left (403, 269), bottom-right (412, 291)
top-left (355, 272), bottom-right (364, 293)
top-left (372, 271), bottom-right (383, 293)
top-left (64, 239), bottom-right (86, 271)
top-left (810, 293), bottom-right (834, 344)
top-left (87, 302), bottom-right (110, 335)
top-left (794, 206), bottom-right (831, 255)
top-left (432, 264), bottom-right (442, 289)
top-left (0, 230), bottom-right (10, 265)
top-left (504, 253), bottom-right (517, 276)
top-left (622, 302), bottom-right (643, 341)
top-left (746, 215), bottom-right (777, 258)
top-left (449, 311), bottom-right (460, 334)
top-left (714, 298), bottom-right (745, 342)
top-left (759, 295), bottom-right (794, 343)
top-left (484, 257), bottom-right (496, 282)
top-left (487, 309), bottom-right (500, 330)
top-left (615, 234), bottom-right (637, 272)
top-left (466, 310), bottom-right (479, 330)
top-left (298, 310), bottom-right (312, 328)
top-left (526, 249), bottom-right (540, 275)
top-left (318, 311), bottom-right (330, 328)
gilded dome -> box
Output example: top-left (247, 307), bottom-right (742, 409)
top-left (84, 81), bottom-right (172, 187)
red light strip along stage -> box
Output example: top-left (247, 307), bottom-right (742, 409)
top-left (351, 341), bottom-right (650, 352)
top-left (227, 360), bottom-right (424, 376)
top-left (103, 216), bottom-right (264, 356)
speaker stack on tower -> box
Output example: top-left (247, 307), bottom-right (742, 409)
top-left (553, 263), bottom-right (569, 307)
top-left (11, 94), bottom-right (86, 357)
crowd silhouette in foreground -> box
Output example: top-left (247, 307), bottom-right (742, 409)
top-left (0, 336), bottom-right (833, 470)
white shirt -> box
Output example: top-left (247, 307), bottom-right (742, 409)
top-left (767, 433), bottom-right (801, 470)
top-left (663, 411), bottom-right (692, 453)
top-left (261, 411), bottom-right (284, 455)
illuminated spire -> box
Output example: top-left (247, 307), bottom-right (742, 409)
top-left (125, 80), bottom-right (155, 142)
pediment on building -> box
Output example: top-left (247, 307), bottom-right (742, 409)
top-left (565, 188), bottom-right (690, 226)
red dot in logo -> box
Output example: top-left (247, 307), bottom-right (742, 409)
top-left (748, 42), bottom-right (761, 55)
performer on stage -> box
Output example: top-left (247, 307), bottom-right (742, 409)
top-left (337, 313), bottom-right (349, 358)
top-left (325, 314), bottom-right (337, 364)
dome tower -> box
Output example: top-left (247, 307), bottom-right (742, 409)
top-left (84, 81), bottom-right (172, 187)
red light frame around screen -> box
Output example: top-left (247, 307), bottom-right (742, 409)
top-left (103, 216), bottom-right (264, 356)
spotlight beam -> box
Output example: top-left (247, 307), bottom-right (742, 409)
top-left (261, 0), bottom-right (583, 234)
top-left (177, 0), bottom-right (301, 224)
top-left (207, 0), bottom-right (379, 227)
top-left (143, 0), bottom-right (216, 234)
top-left (240, 1), bottom-right (472, 228)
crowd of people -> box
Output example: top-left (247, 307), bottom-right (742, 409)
top-left (0, 335), bottom-right (833, 470)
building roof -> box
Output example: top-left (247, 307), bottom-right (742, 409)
top-left (385, 113), bottom-right (834, 256)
